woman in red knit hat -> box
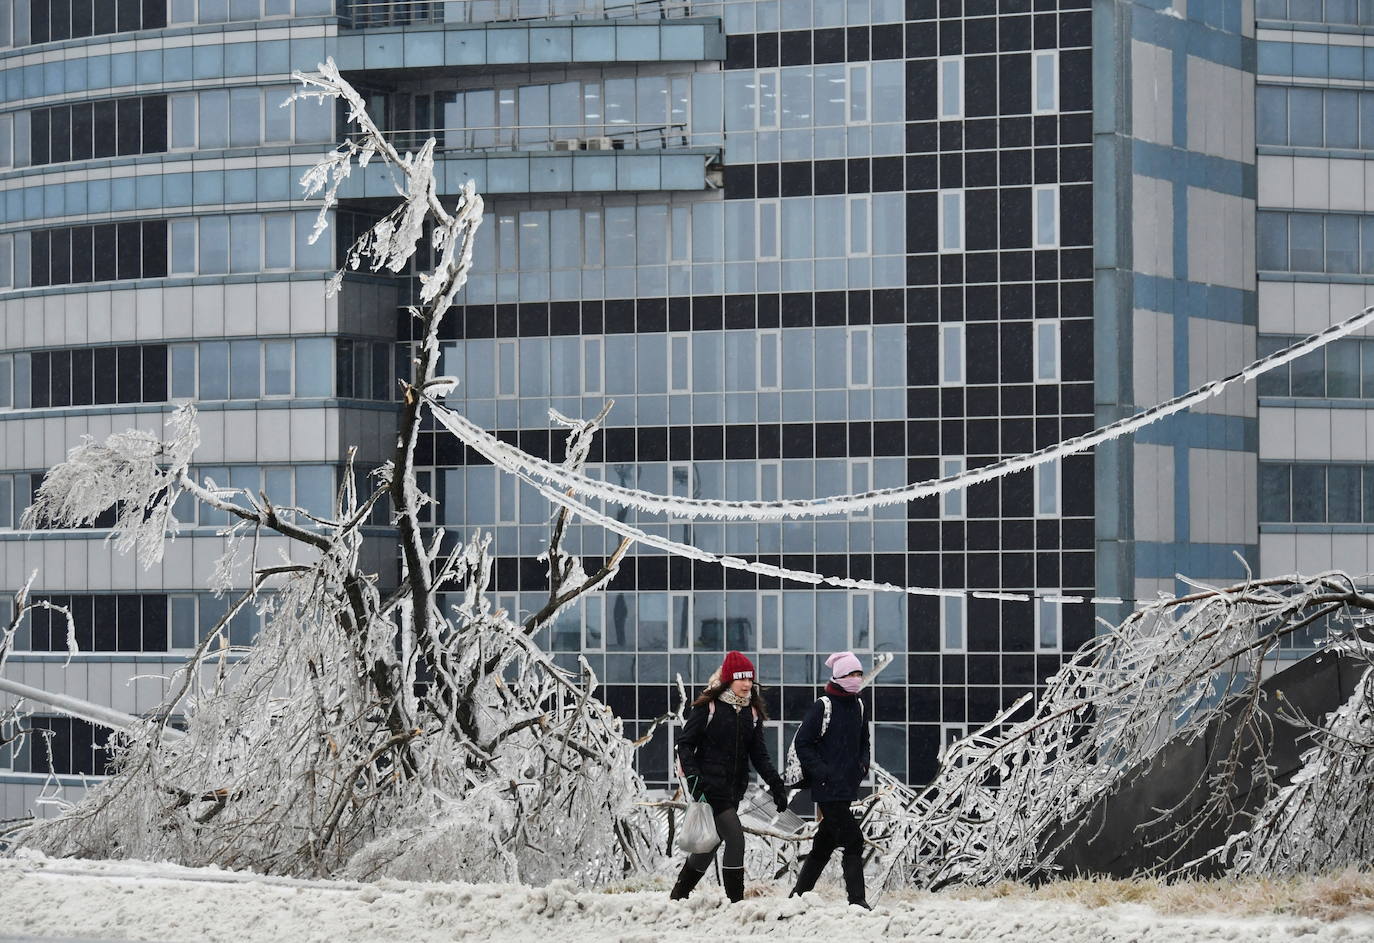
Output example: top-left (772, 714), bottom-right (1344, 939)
top-left (669, 650), bottom-right (788, 903)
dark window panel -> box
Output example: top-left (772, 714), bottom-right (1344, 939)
top-left (71, 224), bottom-right (94, 283)
top-left (49, 0), bottom-right (70, 41)
top-left (141, 95), bottom-right (167, 153)
top-left (71, 0), bottom-right (92, 36)
top-left (49, 349), bottom-right (71, 406)
top-left (93, 0), bottom-right (115, 33)
top-left (142, 344), bottom-right (167, 401)
top-left (94, 595), bottom-right (117, 650)
top-left (115, 97), bottom-right (141, 156)
top-left (93, 222), bottom-right (117, 281)
top-left (49, 226), bottom-right (71, 285)
top-left (115, 594), bottom-right (141, 651)
top-left (92, 100), bottom-right (116, 158)
top-left (69, 716), bottom-right (95, 775)
top-left (30, 350), bottom-right (50, 408)
top-left (141, 0), bottom-right (163, 28)
top-left (74, 595), bottom-right (95, 650)
top-left (71, 347), bottom-right (94, 405)
top-left (115, 0), bottom-right (138, 32)
top-left (116, 345), bottom-right (140, 403)
top-left (115, 220), bottom-right (140, 279)
top-left (29, 229), bottom-right (50, 287)
top-left (30, 107), bottom-right (50, 166)
top-left (30, 0), bottom-right (50, 43)
top-left (49, 105), bottom-right (71, 164)
top-left (141, 594), bottom-right (167, 652)
top-left (93, 346), bottom-right (117, 403)
top-left (70, 102), bottom-right (93, 161)
top-left (141, 219), bottom-right (167, 278)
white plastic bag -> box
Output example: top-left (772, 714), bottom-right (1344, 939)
top-left (677, 800), bottom-right (719, 854)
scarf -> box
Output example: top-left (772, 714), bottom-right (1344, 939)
top-left (718, 688), bottom-right (751, 710)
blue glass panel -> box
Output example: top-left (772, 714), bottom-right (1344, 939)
top-left (224, 169), bottom-right (255, 204)
top-left (136, 51), bottom-right (161, 85)
top-left (136, 175), bottom-right (162, 210)
top-left (616, 155), bottom-right (659, 189)
top-left (487, 29), bottom-right (529, 63)
top-left (1257, 41), bottom-right (1292, 75)
top-left (403, 30), bottom-right (443, 65)
top-left (1292, 43), bottom-right (1327, 77)
top-left (289, 38), bottom-right (326, 71)
top-left (616, 25), bottom-right (657, 60)
top-left (192, 45), bottom-right (224, 80)
top-left (573, 154), bottom-right (614, 190)
top-left (43, 61), bottom-right (62, 96)
top-left (23, 64), bottom-right (42, 99)
top-left (64, 59), bottom-right (87, 93)
top-left (109, 53), bottom-right (136, 87)
top-left (1331, 45), bottom-right (1362, 80)
top-left (63, 182), bottom-right (86, 216)
top-left (163, 173), bottom-right (193, 206)
top-left (257, 40), bottom-right (289, 74)
top-left (224, 43), bottom-right (255, 77)
top-left (193, 171), bottom-right (224, 205)
top-left (41, 184), bottom-right (63, 218)
top-left (571, 26), bottom-right (614, 61)
top-left (163, 48), bottom-right (193, 82)
top-left (110, 178), bottom-right (135, 212)
top-left (22, 185), bottom-right (41, 220)
top-left (528, 26), bottom-right (571, 62)
top-left (256, 167), bottom-right (290, 202)
top-left (87, 179), bottom-right (110, 213)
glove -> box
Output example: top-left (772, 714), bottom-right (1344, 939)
top-left (771, 783), bottom-right (789, 813)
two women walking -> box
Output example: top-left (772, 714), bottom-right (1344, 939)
top-left (668, 648), bottom-right (872, 908)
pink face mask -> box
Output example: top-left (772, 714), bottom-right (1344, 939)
top-left (833, 674), bottom-right (864, 694)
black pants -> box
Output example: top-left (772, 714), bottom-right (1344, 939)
top-left (686, 800), bottom-right (746, 871)
top-left (793, 800), bottom-right (866, 901)
top-left (809, 800), bottom-right (864, 862)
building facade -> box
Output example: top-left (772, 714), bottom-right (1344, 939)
top-left (0, 0), bottom-right (1288, 819)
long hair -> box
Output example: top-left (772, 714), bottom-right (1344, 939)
top-left (691, 670), bottom-right (771, 720)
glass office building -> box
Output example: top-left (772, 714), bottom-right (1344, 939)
top-left (0, 0), bottom-right (1272, 815)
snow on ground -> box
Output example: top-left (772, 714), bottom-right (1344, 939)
top-left (2, 853), bottom-right (1373, 943)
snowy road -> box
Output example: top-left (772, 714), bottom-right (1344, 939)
top-left (2, 855), bottom-right (1373, 942)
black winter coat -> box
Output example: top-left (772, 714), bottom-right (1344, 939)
top-left (675, 698), bottom-right (785, 807)
top-left (793, 685), bottom-right (870, 803)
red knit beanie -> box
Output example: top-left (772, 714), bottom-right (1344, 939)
top-left (721, 650), bottom-right (755, 681)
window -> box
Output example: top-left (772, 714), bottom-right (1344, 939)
top-left (941, 457), bottom-right (965, 519)
top-left (1034, 320), bottom-right (1060, 383)
top-left (939, 189), bottom-right (964, 253)
top-left (1033, 185), bottom-right (1059, 249)
top-left (670, 592), bottom-right (693, 651)
top-left (847, 63), bottom-right (870, 124)
top-left (669, 332), bottom-right (691, 393)
top-left (17, 344), bottom-right (167, 407)
top-left (26, 0), bottom-right (165, 46)
top-left (940, 724), bottom-right (967, 766)
top-left (941, 595), bottom-right (966, 652)
top-left (847, 195), bottom-right (870, 256)
top-left (846, 326), bottom-right (872, 389)
top-left (757, 68), bottom-right (779, 130)
top-left (758, 460), bottom-right (780, 502)
top-left (939, 323), bottom-right (965, 386)
top-left (1035, 461), bottom-right (1061, 517)
top-left (497, 340), bottom-right (517, 397)
top-left (758, 329), bottom-right (780, 390)
top-left (758, 591), bottom-right (781, 652)
top-left (757, 199), bottom-right (780, 260)
top-left (24, 221), bottom-right (167, 288)
top-left (850, 458), bottom-right (871, 519)
top-left (1032, 51), bottom-right (1059, 114)
top-left (582, 337), bottom-right (603, 394)
top-left (1037, 597), bottom-right (1062, 651)
top-left (938, 57), bottom-right (963, 120)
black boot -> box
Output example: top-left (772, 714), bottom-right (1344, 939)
top-left (789, 848), bottom-right (832, 897)
top-left (841, 852), bottom-right (871, 909)
top-left (722, 866), bottom-right (745, 903)
top-left (669, 861), bottom-right (707, 901)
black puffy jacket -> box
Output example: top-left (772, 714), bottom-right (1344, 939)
top-left (793, 685), bottom-right (870, 803)
top-left (675, 698), bottom-right (785, 807)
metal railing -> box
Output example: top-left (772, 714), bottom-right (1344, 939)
top-left (338, 0), bottom-right (706, 28)
top-left (367, 122), bottom-right (694, 153)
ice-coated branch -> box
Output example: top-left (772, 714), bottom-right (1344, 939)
top-left (432, 305), bottom-right (1374, 523)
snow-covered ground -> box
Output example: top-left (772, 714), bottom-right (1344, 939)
top-left (3, 854), bottom-right (1373, 943)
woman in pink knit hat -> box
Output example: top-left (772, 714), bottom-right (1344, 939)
top-left (789, 650), bottom-right (872, 909)
top-left (669, 650), bottom-right (788, 903)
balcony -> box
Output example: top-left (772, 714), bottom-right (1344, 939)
top-left (337, 0), bottom-right (711, 28)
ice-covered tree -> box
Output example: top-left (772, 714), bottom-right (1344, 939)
top-left (5, 61), bottom-right (656, 884)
